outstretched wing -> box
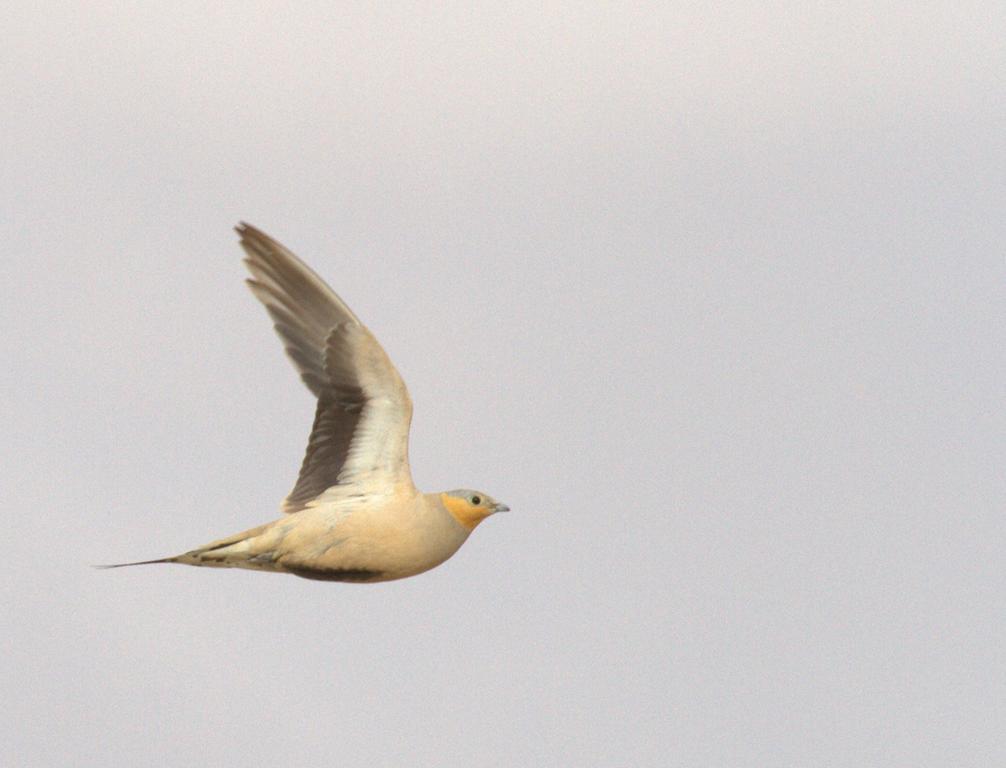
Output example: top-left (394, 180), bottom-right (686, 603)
top-left (237, 223), bottom-right (414, 512)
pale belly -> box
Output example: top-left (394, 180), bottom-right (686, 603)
top-left (257, 497), bottom-right (471, 583)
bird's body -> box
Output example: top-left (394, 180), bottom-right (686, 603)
top-left (167, 490), bottom-right (482, 582)
top-left (104, 224), bottom-right (507, 583)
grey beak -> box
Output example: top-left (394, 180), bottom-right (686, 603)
top-left (493, 502), bottom-right (510, 513)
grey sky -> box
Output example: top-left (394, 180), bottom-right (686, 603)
top-left (4, 3), bottom-right (1004, 765)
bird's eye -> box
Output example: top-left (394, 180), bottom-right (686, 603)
top-left (472, 495), bottom-right (481, 505)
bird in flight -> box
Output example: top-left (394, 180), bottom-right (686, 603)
top-left (103, 223), bottom-right (508, 582)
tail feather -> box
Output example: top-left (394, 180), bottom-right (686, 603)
top-left (93, 556), bottom-right (179, 569)
top-left (96, 522), bottom-right (277, 573)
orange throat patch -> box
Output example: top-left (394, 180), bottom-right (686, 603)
top-left (441, 494), bottom-right (492, 531)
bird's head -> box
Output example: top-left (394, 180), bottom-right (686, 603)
top-left (441, 489), bottom-right (510, 531)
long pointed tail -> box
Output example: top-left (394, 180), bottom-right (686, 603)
top-left (95, 521), bottom-right (277, 573)
top-left (93, 556), bottom-right (179, 569)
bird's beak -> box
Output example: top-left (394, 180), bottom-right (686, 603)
top-left (493, 502), bottom-right (510, 513)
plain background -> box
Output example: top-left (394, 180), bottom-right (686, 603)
top-left (3, 3), bottom-right (1003, 766)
